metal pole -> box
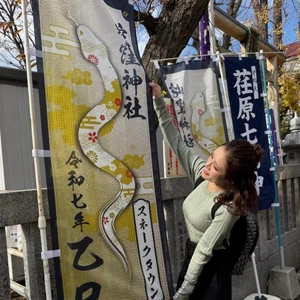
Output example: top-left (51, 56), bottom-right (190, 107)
top-left (208, 0), bottom-right (216, 54)
top-left (21, 1), bottom-right (52, 298)
top-left (216, 52), bottom-right (234, 141)
top-left (251, 253), bottom-right (262, 297)
top-left (260, 50), bottom-right (285, 269)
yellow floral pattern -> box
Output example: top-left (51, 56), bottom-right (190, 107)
top-left (204, 116), bottom-right (219, 127)
top-left (63, 68), bottom-right (92, 85)
top-left (46, 85), bottom-right (89, 146)
top-left (122, 154), bottom-right (145, 169)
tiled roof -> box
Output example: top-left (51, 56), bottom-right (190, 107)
top-left (285, 42), bottom-right (299, 58)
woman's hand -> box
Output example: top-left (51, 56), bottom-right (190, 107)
top-left (149, 82), bottom-right (162, 99)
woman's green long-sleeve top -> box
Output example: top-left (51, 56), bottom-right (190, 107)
top-left (153, 97), bottom-right (239, 299)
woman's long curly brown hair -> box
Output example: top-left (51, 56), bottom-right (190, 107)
top-left (216, 139), bottom-right (264, 216)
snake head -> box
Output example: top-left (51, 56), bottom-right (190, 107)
top-left (77, 25), bottom-right (109, 63)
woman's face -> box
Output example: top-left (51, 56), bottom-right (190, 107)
top-left (201, 146), bottom-right (228, 187)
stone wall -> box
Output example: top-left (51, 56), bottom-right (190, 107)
top-left (1, 164), bottom-right (300, 299)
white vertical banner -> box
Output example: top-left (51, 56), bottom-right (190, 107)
top-left (158, 59), bottom-right (227, 177)
top-left (34, 0), bottom-right (172, 298)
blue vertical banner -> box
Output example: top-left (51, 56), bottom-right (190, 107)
top-left (224, 57), bottom-right (275, 210)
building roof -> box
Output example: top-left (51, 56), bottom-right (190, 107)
top-left (285, 42), bottom-right (299, 59)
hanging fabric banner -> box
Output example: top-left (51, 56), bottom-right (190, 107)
top-left (224, 56), bottom-right (275, 210)
top-left (33, 0), bottom-right (172, 299)
top-left (158, 59), bottom-right (227, 176)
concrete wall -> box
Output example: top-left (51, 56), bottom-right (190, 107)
top-left (1, 170), bottom-right (300, 300)
top-left (0, 68), bottom-right (46, 191)
top-left (0, 68), bottom-right (47, 290)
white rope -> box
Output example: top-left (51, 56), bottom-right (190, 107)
top-left (150, 51), bottom-right (286, 64)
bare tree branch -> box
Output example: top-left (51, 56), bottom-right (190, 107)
top-left (0, 0), bottom-right (35, 69)
top-left (134, 9), bottom-right (159, 35)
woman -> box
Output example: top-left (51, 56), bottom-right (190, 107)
top-left (149, 82), bottom-right (264, 300)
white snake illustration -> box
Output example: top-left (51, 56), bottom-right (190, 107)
top-left (77, 25), bottom-right (135, 273)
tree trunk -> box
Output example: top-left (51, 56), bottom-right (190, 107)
top-left (251, 0), bottom-right (268, 40)
top-left (222, 0), bottom-right (242, 50)
top-left (273, 0), bottom-right (283, 49)
top-left (141, 0), bottom-right (210, 82)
